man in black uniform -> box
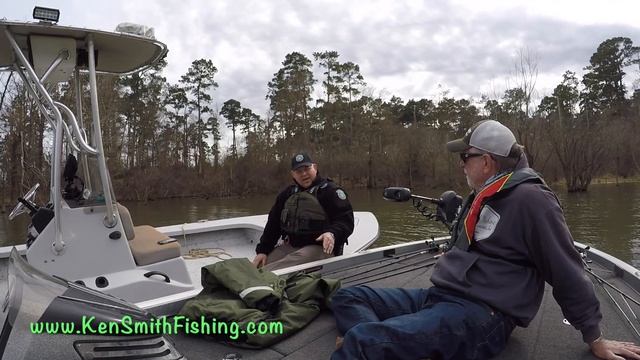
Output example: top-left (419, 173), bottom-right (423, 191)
top-left (329, 120), bottom-right (640, 360)
top-left (252, 152), bottom-right (354, 271)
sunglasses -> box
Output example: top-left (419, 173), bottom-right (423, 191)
top-left (459, 152), bottom-right (484, 163)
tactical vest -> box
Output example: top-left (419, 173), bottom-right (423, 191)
top-left (280, 181), bottom-right (329, 238)
top-left (449, 168), bottom-right (550, 251)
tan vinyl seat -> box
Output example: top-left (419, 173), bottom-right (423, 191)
top-left (117, 203), bottom-right (136, 240)
top-left (129, 225), bottom-right (181, 266)
top-left (117, 203), bottom-right (181, 266)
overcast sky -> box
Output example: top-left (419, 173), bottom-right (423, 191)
top-left (4, 1), bottom-right (640, 146)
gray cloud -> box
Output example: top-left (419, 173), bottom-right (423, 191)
top-left (101, 0), bottom-right (640, 119)
top-left (6, 0), bottom-right (640, 132)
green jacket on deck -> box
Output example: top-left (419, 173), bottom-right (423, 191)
top-left (179, 258), bottom-right (341, 347)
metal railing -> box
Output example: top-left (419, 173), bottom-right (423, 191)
top-left (3, 28), bottom-right (119, 254)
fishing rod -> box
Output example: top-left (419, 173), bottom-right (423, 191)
top-left (345, 260), bottom-right (439, 286)
top-left (324, 187), bottom-right (463, 285)
top-left (580, 249), bottom-right (640, 308)
top-left (580, 249), bottom-right (640, 340)
top-left (588, 268), bottom-right (640, 339)
top-left (320, 244), bottom-right (439, 277)
top-left (339, 250), bottom-right (441, 282)
top-left (585, 268), bottom-right (640, 309)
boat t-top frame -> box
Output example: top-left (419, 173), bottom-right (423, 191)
top-left (1, 16), bottom-right (167, 254)
top-left (0, 12), bottom-right (205, 313)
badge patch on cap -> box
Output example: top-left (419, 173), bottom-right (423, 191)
top-left (336, 189), bottom-right (347, 200)
top-left (295, 154), bottom-right (304, 162)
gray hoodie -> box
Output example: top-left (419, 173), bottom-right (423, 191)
top-left (431, 164), bottom-right (602, 344)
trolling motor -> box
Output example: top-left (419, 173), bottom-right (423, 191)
top-left (383, 187), bottom-right (463, 231)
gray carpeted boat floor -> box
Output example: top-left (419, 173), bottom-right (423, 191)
top-left (170, 247), bottom-right (640, 359)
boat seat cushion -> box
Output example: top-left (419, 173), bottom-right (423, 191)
top-left (117, 203), bottom-right (135, 241)
top-left (129, 225), bottom-right (181, 266)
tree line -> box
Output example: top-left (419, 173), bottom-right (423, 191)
top-left (1, 37), bottom-right (639, 207)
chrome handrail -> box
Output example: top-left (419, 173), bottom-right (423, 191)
top-left (54, 101), bottom-right (98, 155)
top-left (74, 68), bottom-right (92, 194)
top-left (4, 28), bottom-right (66, 253)
top-left (87, 35), bottom-right (116, 228)
top-left (13, 63), bottom-right (82, 154)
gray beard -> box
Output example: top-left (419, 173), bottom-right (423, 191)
top-left (466, 175), bottom-right (476, 191)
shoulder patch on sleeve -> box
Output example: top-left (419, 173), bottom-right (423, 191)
top-left (336, 189), bottom-right (347, 200)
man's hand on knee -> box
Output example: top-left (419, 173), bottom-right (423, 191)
top-left (253, 253), bottom-right (268, 268)
top-left (316, 232), bottom-right (335, 254)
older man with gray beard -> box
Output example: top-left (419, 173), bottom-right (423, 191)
top-left (329, 120), bottom-right (640, 360)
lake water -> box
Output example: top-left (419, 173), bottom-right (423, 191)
top-left (2, 182), bottom-right (639, 267)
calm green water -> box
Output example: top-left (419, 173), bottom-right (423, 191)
top-left (2, 183), bottom-right (639, 267)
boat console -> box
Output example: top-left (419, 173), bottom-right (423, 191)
top-left (1, 8), bottom-right (198, 307)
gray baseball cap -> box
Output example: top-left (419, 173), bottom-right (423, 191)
top-left (446, 120), bottom-right (517, 157)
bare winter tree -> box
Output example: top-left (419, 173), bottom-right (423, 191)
top-left (514, 47), bottom-right (539, 117)
top-left (504, 47), bottom-right (547, 169)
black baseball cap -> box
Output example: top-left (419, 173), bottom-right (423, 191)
top-left (291, 152), bottom-right (314, 170)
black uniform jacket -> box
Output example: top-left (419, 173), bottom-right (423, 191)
top-left (255, 176), bottom-right (354, 256)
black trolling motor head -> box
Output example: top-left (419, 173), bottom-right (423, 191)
top-left (383, 187), bottom-right (462, 230)
top-left (435, 190), bottom-right (463, 225)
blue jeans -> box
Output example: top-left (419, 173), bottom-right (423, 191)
top-left (330, 286), bottom-right (514, 360)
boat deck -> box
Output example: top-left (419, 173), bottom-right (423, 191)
top-left (170, 246), bottom-right (640, 359)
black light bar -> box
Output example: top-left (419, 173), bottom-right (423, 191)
top-left (33, 6), bottom-right (60, 23)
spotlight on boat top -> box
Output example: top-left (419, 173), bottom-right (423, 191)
top-left (33, 6), bottom-right (60, 23)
